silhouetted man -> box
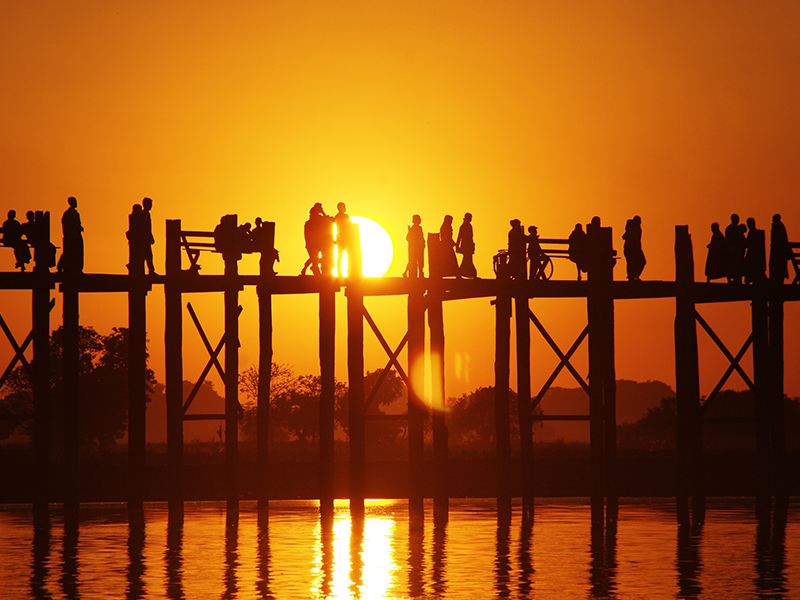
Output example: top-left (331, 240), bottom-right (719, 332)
top-left (725, 213), bottom-right (746, 284)
top-left (568, 223), bottom-right (587, 281)
top-left (127, 203), bottom-right (146, 275)
top-left (334, 202), bottom-right (354, 278)
top-left (439, 215), bottom-right (459, 277)
top-left (508, 219), bottom-right (526, 280)
top-left (403, 214), bottom-right (425, 278)
top-left (769, 214), bottom-right (791, 283)
top-left (456, 212), bottom-right (476, 278)
top-left (58, 197), bottom-right (83, 274)
top-left (623, 215), bottom-right (645, 281)
top-left (705, 222), bottom-right (727, 282)
top-left (252, 217), bottom-right (279, 275)
top-left (743, 217), bottom-right (766, 284)
top-left (142, 197), bottom-right (156, 275)
top-left (527, 225), bottom-right (545, 280)
top-left (2, 210), bottom-right (30, 271)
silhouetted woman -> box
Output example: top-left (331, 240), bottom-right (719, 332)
top-left (508, 219), bottom-right (526, 281)
top-left (623, 215), bottom-right (645, 281)
top-left (439, 215), bottom-right (459, 277)
top-left (456, 212), bottom-right (476, 278)
top-left (568, 223), bottom-right (587, 281)
top-left (704, 222), bottom-right (727, 282)
top-left (743, 217), bottom-right (766, 284)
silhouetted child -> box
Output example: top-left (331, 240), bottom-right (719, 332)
top-left (403, 214), bottom-right (425, 278)
top-left (456, 212), bottom-right (477, 278)
top-left (439, 215), bottom-right (459, 277)
top-left (2, 210), bottom-right (30, 271)
top-left (725, 213), bottom-right (746, 284)
top-left (623, 215), bottom-right (645, 281)
top-left (568, 223), bottom-right (587, 281)
top-left (508, 219), bottom-right (526, 281)
top-left (705, 222), bottom-right (727, 282)
top-left (769, 214), bottom-right (791, 283)
top-left (743, 217), bottom-right (766, 284)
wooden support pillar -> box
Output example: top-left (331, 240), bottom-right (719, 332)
top-left (674, 225), bottom-right (703, 525)
top-left (128, 277), bottom-right (148, 517)
top-left (223, 236), bottom-right (240, 521)
top-left (32, 215), bottom-right (52, 516)
top-left (319, 282), bottom-right (336, 515)
top-left (429, 280), bottom-right (448, 523)
top-left (165, 220), bottom-right (184, 519)
top-left (256, 270), bottom-right (273, 513)
top-left (587, 222), bottom-right (615, 525)
top-left (752, 284), bottom-right (770, 517)
top-left (768, 287), bottom-right (786, 505)
top-left (62, 279), bottom-right (79, 514)
top-left (494, 288), bottom-right (512, 505)
top-left (407, 280), bottom-right (426, 516)
top-left (514, 294), bottom-right (533, 520)
top-left (347, 226), bottom-right (364, 518)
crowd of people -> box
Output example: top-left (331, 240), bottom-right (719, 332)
top-left (705, 213), bottom-right (792, 284)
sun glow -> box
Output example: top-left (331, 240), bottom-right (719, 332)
top-left (335, 216), bottom-right (394, 278)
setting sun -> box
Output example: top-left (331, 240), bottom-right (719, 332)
top-left (335, 216), bottom-right (394, 278)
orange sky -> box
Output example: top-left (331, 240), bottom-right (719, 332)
top-left (2, 1), bottom-right (800, 401)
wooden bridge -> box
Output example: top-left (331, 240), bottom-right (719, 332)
top-left (1, 213), bottom-right (797, 530)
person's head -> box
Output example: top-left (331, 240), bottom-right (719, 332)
top-left (591, 216), bottom-right (601, 227)
top-left (510, 219), bottom-right (520, 228)
top-left (730, 213), bottom-right (739, 224)
top-left (310, 202), bottom-right (323, 215)
top-left (337, 202), bottom-right (346, 213)
top-left (255, 217), bottom-right (263, 227)
top-left (26, 211), bottom-right (34, 222)
top-left (711, 222), bottom-right (720, 233)
top-left (444, 215), bottom-right (453, 225)
top-left (746, 217), bottom-right (756, 230)
top-left (574, 223), bottom-right (583, 232)
top-left (68, 197), bottom-right (77, 208)
top-left (142, 197), bottom-right (152, 211)
top-left (773, 213), bottom-right (782, 224)
top-left (412, 214), bottom-right (421, 225)
top-left (528, 225), bottom-right (538, 236)
top-left (464, 212), bottom-right (472, 223)
top-left (7, 210), bottom-right (15, 219)
top-left (132, 204), bottom-right (142, 213)
top-left (633, 215), bottom-right (641, 225)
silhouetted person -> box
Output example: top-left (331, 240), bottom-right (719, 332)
top-left (527, 225), bottom-right (545, 280)
top-left (439, 215), bottom-right (459, 277)
top-left (403, 214), bottom-right (425, 278)
top-left (58, 197), bottom-right (83, 274)
top-left (252, 217), bottom-right (279, 275)
top-left (508, 219), bottom-right (526, 280)
top-left (769, 213), bottom-right (791, 283)
top-left (568, 223), bottom-right (587, 281)
top-left (126, 203), bottom-right (146, 275)
top-left (623, 215), bottom-right (645, 281)
top-left (2, 209), bottom-right (30, 271)
top-left (725, 213), bottom-right (746, 284)
top-left (334, 202), bottom-right (354, 278)
top-left (704, 222), bottom-right (728, 282)
top-left (456, 212), bottom-right (476, 278)
top-left (301, 203), bottom-right (333, 276)
top-left (744, 217), bottom-right (766, 284)
top-left (141, 197), bottom-right (156, 275)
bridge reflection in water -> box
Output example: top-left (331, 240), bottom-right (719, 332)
top-left (0, 498), bottom-right (797, 599)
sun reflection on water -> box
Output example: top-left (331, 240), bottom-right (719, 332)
top-left (311, 501), bottom-right (398, 599)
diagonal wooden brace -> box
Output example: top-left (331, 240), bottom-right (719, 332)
top-left (362, 304), bottom-right (411, 415)
top-left (528, 308), bottom-right (590, 400)
top-left (531, 324), bottom-right (589, 412)
top-left (0, 299), bottom-right (55, 389)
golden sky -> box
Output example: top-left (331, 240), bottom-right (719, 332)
top-left (2, 1), bottom-right (800, 399)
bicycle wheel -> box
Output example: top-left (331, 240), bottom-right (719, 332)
top-left (542, 256), bottom-right (554, 280)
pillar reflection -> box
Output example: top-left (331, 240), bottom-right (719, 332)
top-left (30, 513), bottom-right (51, 600)
top-left (407, 506), bottom-right (425, 598)
top-left (165, 513), bottom-right (185, 600)
top-left (517, 515), bottom-right (534, 599)
top-left (495, 499), bottom-right (512, 598)
top-left (755, 505), bottom-right (788, 598)
top-left (318, 510), bottom-right (334, 598)
top-left (676, 523), bottom-right (703, 599)
top-left (223, 521), bottom-right (239, 599)
top-left (126, 514), bottom-right (146, 600)
top-left (588, 508), bottom-right (617, 599)
top-left (60, 511), bottom-right (80, 600)
top-left (349, 514), bottom-right (364, 596)
top-left (256, 513), bottom-right (272, 600)
top-left (432, 519), bottom-right (447, 597)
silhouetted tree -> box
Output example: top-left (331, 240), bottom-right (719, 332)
top-left (0, 326), bottom-right (155, 447)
